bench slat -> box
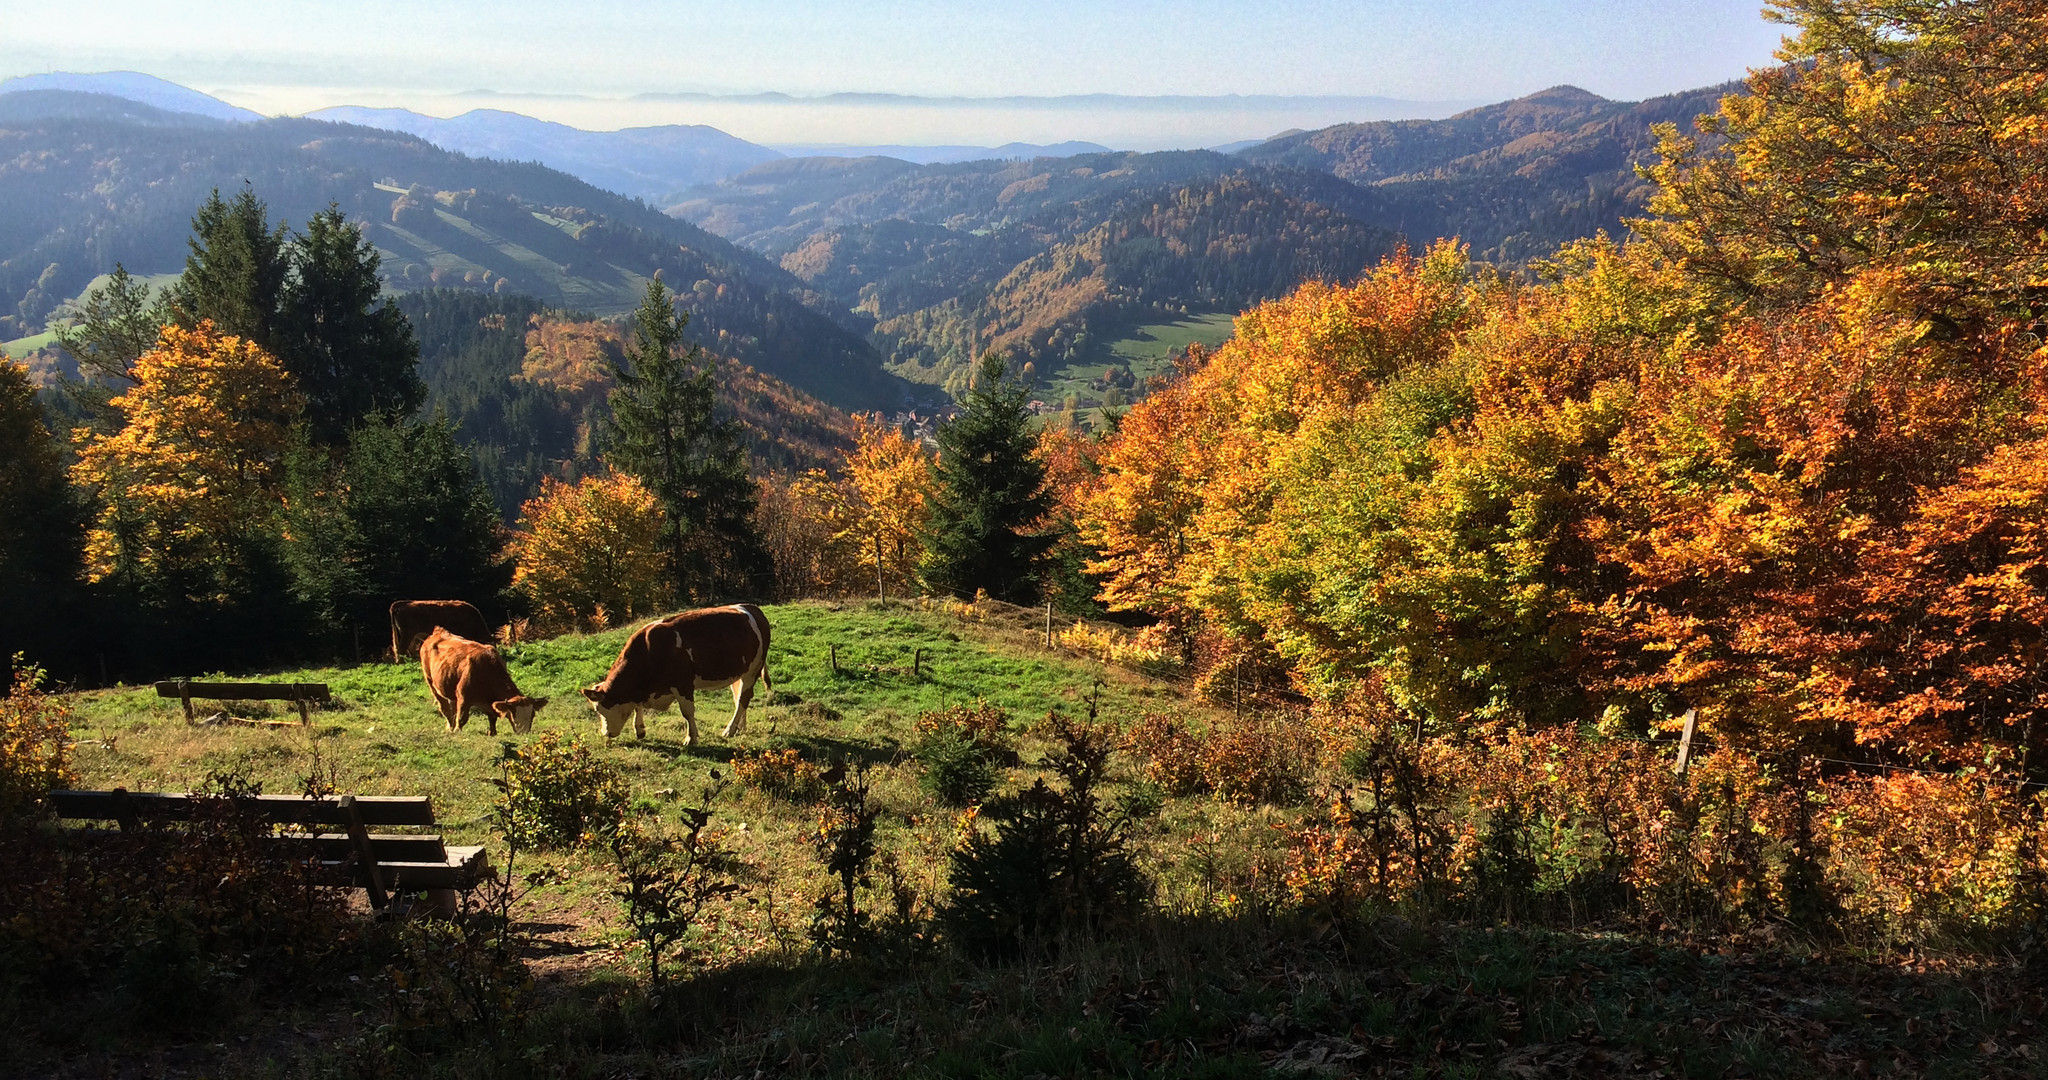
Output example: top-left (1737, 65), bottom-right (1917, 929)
top-left (49, 791), bottom-right (438, 827)
top-left (153, 681), bottom-right (331, 702)
top-left (280, 832), bottom-right (454, 862)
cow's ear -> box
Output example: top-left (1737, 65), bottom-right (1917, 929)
top-left (581, 686), bottom-right (603, 702)
top-left (532, 697), bottom-right (550, 711)
top-left (490, 701), bottom-right (514, 716)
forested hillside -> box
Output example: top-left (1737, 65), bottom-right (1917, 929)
top-left (0, 91), bottom-right (915, 410)
top-left (673, 84), bottom-right (1732, 404)
top-left (400, 289), bottom-right (855, 518)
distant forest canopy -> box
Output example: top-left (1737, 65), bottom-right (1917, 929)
top-left (0, 90), bottom-right (915, 412)
top-left (400, 289), bottom-right (855, 521)
top-left (674, 82), bottom-right (1734, 402)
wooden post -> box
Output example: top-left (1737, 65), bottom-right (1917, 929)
top-left (1674, 707), bottom-right (1699, 776)
top-left (830, 644), bottom-right (839, 675)
top-left (1045, 600), bottom-right (1053, 647)
top-left (178, 679), bottom-right (195, 724)
top-left (913, 647), bottom-right (925, 679)
top-left (876, 535), bottom-right (886, 601)
top-left (295, 685), bottom-right (312, 726)
top-left (340, 794), bottom-right (389, 912)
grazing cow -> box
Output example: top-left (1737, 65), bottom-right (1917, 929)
top-left (419, 628), bottom-right (548, 735)
top-left (390, 599), bottom-right (492, 663)
top-left (582, 604), bottom-right (772, 744)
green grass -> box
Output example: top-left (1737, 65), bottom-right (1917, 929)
top-left (2, 329), bottom-right (56, 358)
top-left (1040, 311), bottom-right (1237, 423)
top-left (41, 598), bottom-right (2048, 1079)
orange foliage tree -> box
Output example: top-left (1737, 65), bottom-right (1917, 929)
top-left (788, 415), bottom-right (936, 600)
top-left (510, 473), bottom-right (669, 630)
top-left (71, 321), bottom-right (303, 592)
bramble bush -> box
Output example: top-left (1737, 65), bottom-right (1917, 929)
top-left (1122, 711), bottom-right (1314, 806)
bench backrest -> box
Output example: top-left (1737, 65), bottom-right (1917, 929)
top-left (154, 681), bottom-right (332, 702)
top-left (48, 790), bottom-right (436, 828)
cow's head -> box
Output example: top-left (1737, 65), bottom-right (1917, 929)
top-left (491, 695), bottom-right (549, 735)
top-left (582, 684), bottom-right (636, 739)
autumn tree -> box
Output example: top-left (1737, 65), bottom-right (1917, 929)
top-left (605, 277), bottom-right (771, 603)
top-left (814, 415), bottom-right (935, 600)
top-left (0, 360), bottom-right (86, 672)
top-left (71, 322), bottom-right (305, 668)
top-left (511, 473), bottom-right (669, 630)
top-left (1640, 0), bottom-right (2048, 328)
top-left (921, 353), bottom-right (1053, 603)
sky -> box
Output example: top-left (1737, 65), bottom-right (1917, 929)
top-left (0, 0), bottom-right (1789, 146)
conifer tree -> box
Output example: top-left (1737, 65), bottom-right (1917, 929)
top-left (171, 186), bottom-right (289, 348)
top-left (921, 353), bottom-right (1053, 603)
top-left (282, 208), bottom-right (427, 445)
top-left (0, 360), bottom-right (86, 671)
top-left (285, 415), bottom-right (511, 642)
top-left (605, 277), bottom-right (771, 603)
top-left (168, 189), bottom-right (425, 446)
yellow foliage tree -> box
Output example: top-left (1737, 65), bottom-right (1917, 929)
top-left (511, 473), bottom-right (668, 629)
top-left (794, 415), bottom-right (936, 599)
top-left (71, 321), bottom-right (303, 589)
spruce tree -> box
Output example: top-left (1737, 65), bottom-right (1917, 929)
top-left (171, 190), bottom-right (425, 446)
top-left (921, 353), bottom-right (1054, 604)
top-left (604, 277), bottom-right (771, 604)
top-left (171, 186), bottom-right (289, 348)
top-left (285, 415), bottom-right (511, 643)
top-left (0, 360), bottom-right (86, 673)
top-left (282, 207), bottom-right (427, 445)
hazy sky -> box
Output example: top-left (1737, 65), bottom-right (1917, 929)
top-left (4, 0), bottom-right (1785, 100)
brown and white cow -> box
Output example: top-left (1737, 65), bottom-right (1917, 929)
top-left (581, 604), bottom-right (772, 744)
top-left (419, 627), bottom-right (548, 735)
top-left (391, 599), bottom-right (493, 663)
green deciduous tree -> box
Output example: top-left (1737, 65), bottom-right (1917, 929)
top-left (921, 353), bottom-right (1054, 604)
top-left (604, 277), bottom-right (771, 603)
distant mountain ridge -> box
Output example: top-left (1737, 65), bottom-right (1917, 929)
top-left (768, 141), bottom-right (1114, 166)
top-left (307, 106), bottom-right (784, 203)
top-left (0, 89), bottom-right (915, 410)
top-left (0, 71), bottom-right (261, 122)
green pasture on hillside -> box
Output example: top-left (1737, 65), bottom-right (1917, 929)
top-left (64, 599), bottom-right (1195, 854)
top-left (1040, 311), bottom-right (1236, 420)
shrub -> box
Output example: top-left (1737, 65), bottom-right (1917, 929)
top-left (940, 712), bottom-right (1148, 958)
top-left (610, 806), bottom-right (744, 989)
top-left (731, 747), bottom-right (827, 804)
top-left (915, 727), bottom-right (1000, 806)
top-left (1122, 711), bottom-right (1313, 805)
top-left (0, 656), bottom-right (75, 823)
top-left (496, 731), bottom-right (628, 849)
top-left (809, 764), bottom-right (881, 955)
top-left (914, 701), bottom-right (1014, 806)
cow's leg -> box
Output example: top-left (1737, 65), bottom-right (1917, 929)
top-left (677, 694), bottom-right (698, 746)
top-left (432, 690), bottom-right (458, 732)
top-left (723, 677), bottom-right (754, 738)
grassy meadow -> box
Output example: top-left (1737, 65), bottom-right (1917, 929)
top-left (33, 599), bottom-right (2048, 1079)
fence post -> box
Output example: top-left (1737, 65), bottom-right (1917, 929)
top-left (1045, 600), bottom-right (1053, 647)
top-left (914, 647), bottom-right (925, 679)
top-left (1674, 707), bottom-right (1699, 776)
top-left (830, 643), bottom-right (839, 675)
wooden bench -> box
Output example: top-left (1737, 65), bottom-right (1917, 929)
top-left (47, 789), bottom-right (490, 916)
top-left (155, 680), bottom-right (331, 725)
